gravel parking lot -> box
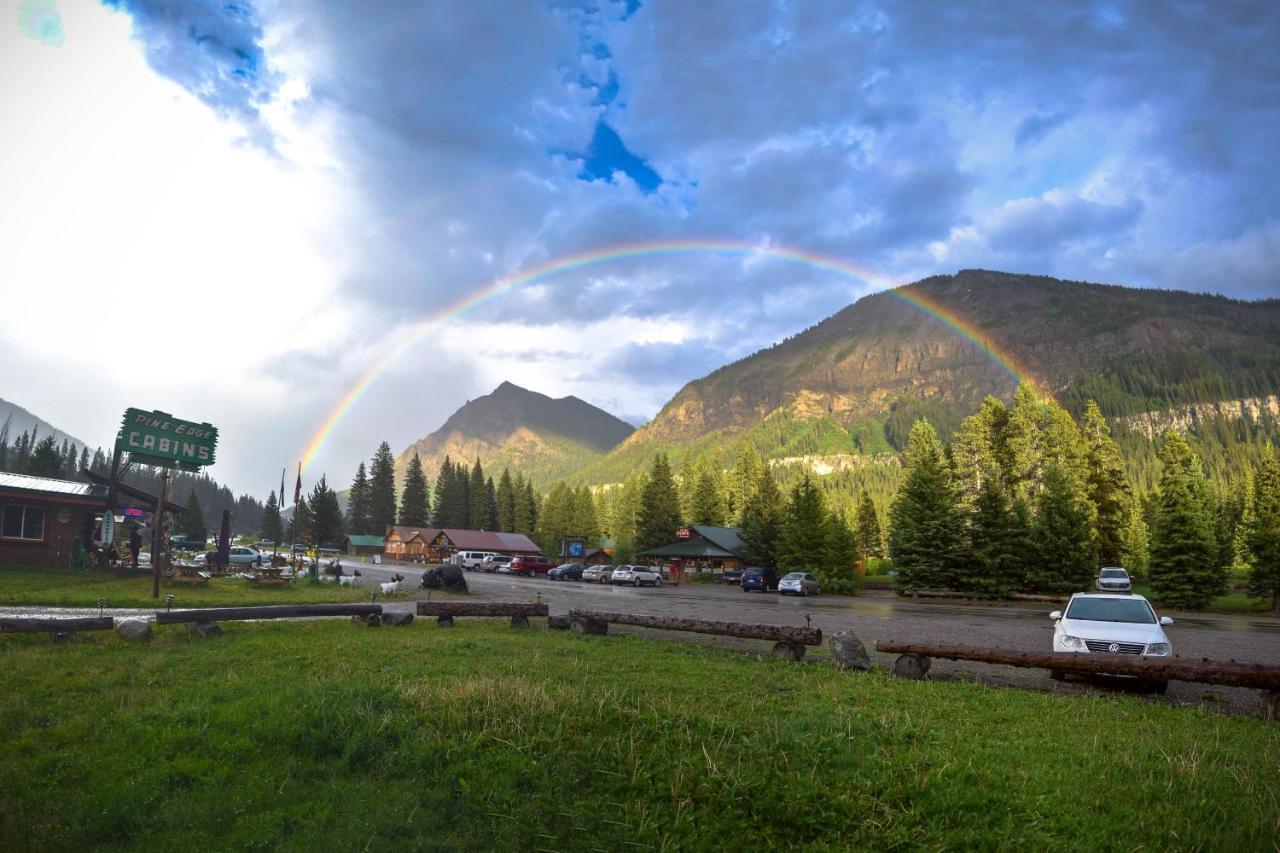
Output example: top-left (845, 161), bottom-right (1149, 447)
top-left (360, 560), bottom-right (1280, 717)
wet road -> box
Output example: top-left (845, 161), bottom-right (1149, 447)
top-left (358, 560), bottom-right (1280, 716)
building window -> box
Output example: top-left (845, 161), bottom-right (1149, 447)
top-left (2, 504), bottom-right (46, 540)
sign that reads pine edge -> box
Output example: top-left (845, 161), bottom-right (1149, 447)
top-left (116, 409), bottom-right (218, 470)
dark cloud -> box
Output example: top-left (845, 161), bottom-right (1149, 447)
top-left (1015, 109), bottom-right (1074, 148)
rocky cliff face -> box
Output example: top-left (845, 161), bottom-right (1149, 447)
top-left (1118, 395), bottom-right (1280, 439)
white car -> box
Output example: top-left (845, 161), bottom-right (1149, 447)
top-left (778, 572), bottom-right (821, 596)
top-left (481, 555), bottom-right (513, 573)
top-left (582, 565), bottom-right (611, 583)
top-left (610, 565), bottom-right (662, 587)
top-left (1050, 593), bottom-right (1174, 690)
top-left (456, 551), bottom-right (499, 570)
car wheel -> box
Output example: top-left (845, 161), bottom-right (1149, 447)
top-left (654, 578), bottom-right (662, 587)
top-left (633, 578), bottom-right (641, 587)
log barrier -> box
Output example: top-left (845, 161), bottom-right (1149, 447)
top-left (566, 609), bottom-right (822, 660)
top-left (1, 616), bottom-right (115, 634)
top-left (416, 601), bottom-right (548, 628)
top-left (155, 603), bottom-right (382, 625)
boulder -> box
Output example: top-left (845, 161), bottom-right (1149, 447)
top-left (421, 565), bottom-right (469, 593)
top-left (383, 611), bottom-right (414, 627)
top-left (829, 632), bottom-right (872, 671)
top-left (116, 618), bottom-right (153, 642)
top-left (893, 653), bottom-right (931, 680)
top-left (546, 614), bottom-right (572, 631)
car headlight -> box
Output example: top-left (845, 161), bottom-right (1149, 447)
top-left (1058, 635), bottom-right (1084, 649)
top-left (1145, 643), bottom-right (1170, 656)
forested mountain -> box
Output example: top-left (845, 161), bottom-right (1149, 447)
top-left (577, 270), bottom-right (1280, 496)
top-left (0, 398), bottom-right (88, 450)
top-left (395, 381), bottom-right (634, 489)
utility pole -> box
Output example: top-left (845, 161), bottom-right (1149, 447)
top-left (150, 469), bottom-right (169, 599)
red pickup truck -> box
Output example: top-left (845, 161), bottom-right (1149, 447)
top-left (509, 555), bottom-right (553, 576)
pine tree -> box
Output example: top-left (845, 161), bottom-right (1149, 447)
top-left (261, 490), bottom-right (282, 543)
top-left (399, 453), bottom-right (431, 527)
top-left (524, 479), bottom-right (538, 532)
top-left (1082, 401), bottom-right (1131, 566)
top-left (0, 414), bottom-right (9, 472)
top-left (676, 453), bottom-right (698, 523)
top-left (346, 463), bottom-right (372, 535)
top-left (431, 457), bottom-right (453, 527)
top-left (496, 468), bottom-right (515, 532)
top-left (572, 486), bottom-right (600, 545)
top-left (635, 454), bottom-right (681, 553)
top-left (690, 467), bottom-right (727, 525)
top-left (1030, 462), bottom-right (1098, 593)
top-left (1231, 472), bottom-right (1256, 573)
top-left (290, 495), bottom-right (312, 546)
top-left (965, 477), bottom-right (1023, 598)
top-left (512, 472), bottom-right (535, 535)
top-left (1003, 383), bottom-right (1047, 503)
top-left (1120, 499), bottom-right (1151, 578)
top-left (536, 482), bottom-right (575, 556)
top-left (28, 435), bottom-right (64, 478)
top-left (182, 489), bottom-right (208, 544)
top-left (729, 441), bottom-right (763, 525)
top-left (1246, 445), bottom-right (1280, 612)
top-left (1150, 432), bottom-right (1224, 609)
top-left (889, 420), bottom-right (965, 592)
top-left (77, 446), bottom-right (89, 473)
top-left (308, 476), bottom-right (344, 547)
top-left (822, 511), bottom-right (858, 592)
top-left (740, 466), bottom-right (784, 569)
top-left (777, 474), bottom-right (831, 572)
top-left (853, 489), bottom-right (882, 561)
top-left (468, 459), bottom-right (488, 529)
top-left (368, 442), bottom-right (398, 535)
top-left (951, 396), bottom-right (1008, 514)
top-left (485, 476), bottom-right (499, 531)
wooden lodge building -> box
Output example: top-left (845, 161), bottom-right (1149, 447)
top-left (638, 525), bottom-right (748, 578)
top-left (343, 535), bottom-right (385, 557)
top-left (383, 526), bottom-right (542, 563)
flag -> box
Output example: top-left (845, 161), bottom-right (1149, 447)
top-left (279, 468), bottom-right (286, 506)
top-left (293, 463), bottom-right (302, 505)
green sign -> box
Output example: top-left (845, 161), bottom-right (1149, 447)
top-left (116, 408), bottom-right (218, 470)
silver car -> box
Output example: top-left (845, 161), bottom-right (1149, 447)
top-left (778, 572), bottom-right (821, 596)
top-left (1095, 567), bottom-right (1132, 593)
top-left (611, 565), bottom-right (663, 587)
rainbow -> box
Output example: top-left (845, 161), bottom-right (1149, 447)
top-left (299, 240), bottom-right (1043, 471)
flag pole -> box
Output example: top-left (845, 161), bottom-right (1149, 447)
top-left (271, 467), bottom-right (284, 564)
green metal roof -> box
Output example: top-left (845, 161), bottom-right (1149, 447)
top-left (345, 535), bottom-right (385, 547)
top-left (0, 472), bottom-right (107, 500)
top-left (638, 541), bottom-right (738, 559)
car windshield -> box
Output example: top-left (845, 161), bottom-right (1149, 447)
top-left (1099, 569), bottom-right (1127, 578)
top-left (782, 573), bottom-right (805, 580)
top-left (1065, 597), bottom-right (1155, 624)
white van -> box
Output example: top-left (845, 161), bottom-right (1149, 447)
top-left (455, 551), bottom-right (498, 570)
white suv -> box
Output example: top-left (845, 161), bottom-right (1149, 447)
top-left (610, 565), bottom-right (662, 587)
top-left (456, 551), bottom-right (498, 570)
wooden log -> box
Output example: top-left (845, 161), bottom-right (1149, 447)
top-left (1, 616), bottom-right (115, 634)
top-left (893, 653), bottom-right (931, 680)
top-left (875, 641), bottom-right (1280, 690)
top-left (416, 601), bottom-right (549, 617)
top-left (155, 603), bottom-right (381, 624)
top-left (567, 609), bottom-right (822, 646)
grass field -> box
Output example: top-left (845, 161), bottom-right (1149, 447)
top-left (0, 564), bottom-right (419, 609)
top-left (1, 620), bottom-right (1276, 849)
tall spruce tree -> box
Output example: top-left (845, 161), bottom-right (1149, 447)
top-left (1002, 383), bottom-right (1047, 503)
top-left (635, 453), bottom-right (681, 553)
top-left (1082, 401), bottom-right (1131, 565)
top-left (740, 465), bottom-right (784, 569)
top-left (854, 489), bottom-right (883, 561)
top-left (1030, 461), bottom-right (1098, 593)
top-left (290, 495), bottom-right (312, 545)
top-left (368, 442), bottom-right (398, 535)
top-left (1246, 446), bottom-right (1280, 612)
top-left (523, 479), bottom-right (538, 532)
top-left (182, 489), bottom-right (208, 544)
top-left (399, 453), bottom-right (431, 527)
top-left (572, 486), bottom-right (600, 545)
top-left (29, 435), bottom-right (64, 478)
top-left (431, 457), bottom-right (454, 527)
top-left (729, 441), bottom-right (763, 525)
top-left (346, 463), bottom-right (371, 535)
top-left (690, 467), bottom-right (728, 525)
top-left (512, 472), bottom-right (535, 534)
top-left (1150, 432), bottom-right (1224, 609)
top-left (951, 396), bottom-right (1008, 514)
top-left (308, 476), bottom-right (344, 547)
top-left (1120, 499), bottom-right (1151, 578)
top-left (261, 490), bottom-right (282, 543)
top-left (467, 459), bottom-right (487, 529)
top-left (485, 476), bottom-right (499, 531)
top-left (776, 474), bottom-right (831, 573)
top-left (889, 420), bottom-right (965, 592)
top-left (496, 468), bottom-right (516, 532)
top-left (536, 482), bottom-right (575, 555)
top-left (965, 476), bottom-right (1023, 598)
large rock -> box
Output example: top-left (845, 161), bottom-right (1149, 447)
top-left (829, 632), bottom-right (872, 671)
top-left (116, 618), bottom-right (153, 641)
top-left (420, 565), bottom-right (468, 593)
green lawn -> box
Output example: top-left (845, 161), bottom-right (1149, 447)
top-left (0, 564), bottom-right (415, 609)
top-left (1, 620), bottom-right (1276, 849)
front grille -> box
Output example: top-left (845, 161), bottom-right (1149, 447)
top-left (1084, 640), bottom-right (1145, 655)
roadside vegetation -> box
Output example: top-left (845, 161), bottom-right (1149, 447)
top-left (0, 565), bottom-right (411, 609)
top-left (1, 620), bottom-right (1276, 849)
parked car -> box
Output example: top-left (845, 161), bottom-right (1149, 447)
top-left (778, 572), bottom-right (821, 596)
top-left (741, 567), bottom-right (769, 592)
top-left (721, 568), bottom-right (744, 584)
top-left (204, 546), bottom-right (265, 567)
top-left (582, 565), bottom-right (610, 583)
top-left (456, 551), bottom-right (499, 570)
top-left (481, 555), bottom-right (513, 573)
top-left (611, 565), bottom-right (663, 587)
top-left (171, 536), bottom-right (206, 551)
top-left (1095, 567), bottom-right (1132, 594)
top-left (548, 562), bottom-right (586, 581)
top-left (1050, 593), bottom-right (1174, 692)
top-left (510, 555), bottom-right (554, 576)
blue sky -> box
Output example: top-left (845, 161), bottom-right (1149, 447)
top-left (2, 0), bottom-right (1278, 493)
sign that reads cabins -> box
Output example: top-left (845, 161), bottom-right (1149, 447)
top-left (116, 409), bottom-right (218, 470)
